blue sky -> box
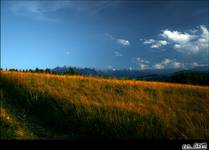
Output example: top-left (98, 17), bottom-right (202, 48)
top-left (1, 0), bottom-right (209, 70)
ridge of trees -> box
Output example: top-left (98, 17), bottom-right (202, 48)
top-left (0, 67), bottom-right (78, 75)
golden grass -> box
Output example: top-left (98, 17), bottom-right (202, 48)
top-left (1, 71), bottom-right (209, 139)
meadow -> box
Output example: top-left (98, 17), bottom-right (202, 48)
top-left (0, 71), bottom-right (209, 139)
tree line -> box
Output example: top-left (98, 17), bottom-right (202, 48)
top-left (0, 67), bottom-right (78, 75)
top-left (169, 71), bottom-right (209, 86)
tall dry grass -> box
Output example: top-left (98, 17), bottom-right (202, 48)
top-left (1, 71), bottom-right (209, 139)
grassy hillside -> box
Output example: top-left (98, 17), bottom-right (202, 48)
top-left (1, 71), bottom-right (209, 139)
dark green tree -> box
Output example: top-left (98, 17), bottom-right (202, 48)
top-left (66, 67), bottom-right (77, 75)
top-left (45, 68), bottom-right (51, 73)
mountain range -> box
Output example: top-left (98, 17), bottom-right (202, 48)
top-left (51, 66), bottom-right (209, 78)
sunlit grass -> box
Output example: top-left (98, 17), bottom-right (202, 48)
top-left (1, 71), bottom-right (209, 139)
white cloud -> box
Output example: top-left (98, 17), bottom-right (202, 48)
top-left (172, 62), bottom-right (182, 69)
top-left (189, 29), bottom-right (198, 34)
top-left (153, 58), bottom-right (184, 70)
top-left (139, 64), bottom-right (149, 70)
top-left (136, 57), bottom-right (150, 64)
top-left (159, 40), bottom-right (168, 45)
top-left (107, 65), bottom-right (116, 71)
top-left (136, 57), bottom-right (150, 70)
top-left (144, 39), bottom-right (155, 44)
top-left (174, 43), bottom-right (200, 53)
top-left (135, 57), bottom-right (193, 70)
top-left (143, 25), bottom-right (209, 54)
top-left (150, 44), bottom-right (160, 48)
top-left (129, 66), bottom-right (133, 71)
top-left (164, 26), bottom-right (209, 53)
top-left (106, 34), bottom-right (130, 46)
top-left (200, 25), bottom-right (209, 40)
top-left (162, 58), bottom-right (172, 65)
top-left (150, 40), bottom-right (168, 49)
top-left (192, 62), bottom-right (208, 67)
top-left (135, 58), bottom-right (207, 70)
top-left (143, 39), bottom-right (168, 49)
top-left (197, 25), bottom-right (209, 50)
top-left (114, 51), bottom-right (123, 57)
top-left (174, 44), bottom-right (181, 49)
top-left (117, 39), bottom-right (130, 46)
top-left (161, 30), bottom-right (193, 43)
top-left (192, 62), bottom-right (199, 67)
top-left (153, 64), bottom-right (164, 69)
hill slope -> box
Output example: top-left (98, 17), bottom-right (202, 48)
top-left (0, 71), bottom-right (209, 139)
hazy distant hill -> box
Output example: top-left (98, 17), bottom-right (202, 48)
top-left (51, 66), bottom-right (209, 86)
top-left (52, 66), bottom-right (208, 76)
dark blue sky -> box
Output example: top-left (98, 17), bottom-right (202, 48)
top-left (1, 0), bottom-right (209, 70)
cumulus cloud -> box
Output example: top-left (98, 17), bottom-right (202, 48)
top-left (114, 51), bottom-right (123, 57)
top-left (117, 39), bottom-right (130, 46)
top-left (143, 25), bottom-right (209, 54)
top-left (153, 58), bottom-right (184, 69)
top-left (162, 26), bottom-right (208, 53)
top-left (143, 39), bottom-right (168, 49)
top-left (161, 30), bottom-right (193, 43)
